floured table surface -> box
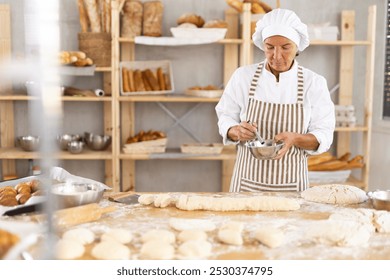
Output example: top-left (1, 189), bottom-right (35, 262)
top-left (3, 192), bottom-right (390, 260)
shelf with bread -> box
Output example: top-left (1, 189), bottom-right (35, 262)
top-left (109, 0), bottom-right (252, 192)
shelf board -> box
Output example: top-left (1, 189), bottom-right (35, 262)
top-left (118, 37), bottom-right (243, 45)
top-left (0, 148), bottom-right (112, 160)
top-left (95, 67), bottom-right (111, 72)
top-left (0, 95), bottom-right (111, 102)
top-left (335, 126), bottom-right (368, 132)
top-left (118, 94), bottom-right (219, 103)
top-left (309, 40), bottom-right (371, 46)
top-left (119, 148), bottom-right (236, 160)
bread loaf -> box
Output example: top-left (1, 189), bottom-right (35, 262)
top-left (16, 193), bottom-right (31, 205)
top-left (308, 160), bottom-right (348, 171)
top-left (122, 68), bottom-right (130, 92)
top-left (142, 1), bottom-right (163, 37)
top-left (127, 69), bottom-right (135, 92)
top-left (121, 0), bottom-right (143, 37)
top-left (225, 0), bottom-right (243, 13)
top-left (307, 152), bottom-right (335, 166)
top-left (141, 72), bottom-right (153, 91)
top-left (77, 0), bottom-right (90, 32)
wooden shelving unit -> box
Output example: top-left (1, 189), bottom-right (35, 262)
top-left (0, 2), bottom-right (376, 192)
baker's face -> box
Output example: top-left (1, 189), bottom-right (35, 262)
top-left (263, 36), bottom-right (298, 73)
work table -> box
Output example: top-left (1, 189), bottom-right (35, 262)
top-left (1, 192), bottom-right (390, 260)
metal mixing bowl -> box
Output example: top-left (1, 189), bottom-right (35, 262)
top-left (85, 132), bottom-right (111, 151)
top-left (17, 136), bottom-right (40, 151)
top-left (57, 134), bottom-right (82, 150)
top-left (67, 140), bottom-right (85, 154)
top-left (245, 139), bottom-right (284, 160)
top-left (368, 190), bottom-right (390, 211)
top-left (51, 182), bottom-right (105, 208)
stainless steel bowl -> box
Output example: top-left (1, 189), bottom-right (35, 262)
top-left (67, 140), bottom-right (84, 154)
top-left (245, 139), bottom-right (284, 160)
top-left (57, 134), bottom-right (82, 150)
top-left (368, 190), bottom-right (390, 211)
top-left (17, 136), bottom-right (40, 151)
top-left (85, 132), bottom-right (111, 151)
top-left (51, 182), bottom-right (105, 208)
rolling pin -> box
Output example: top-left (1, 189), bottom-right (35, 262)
top-left (33, 203), bottom-right (117, 227)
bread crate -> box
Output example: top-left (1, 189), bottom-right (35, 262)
top-left (181, 143), bottom-right (223, 154)
top-left (123, 138), bottom-right (167, 154)
top-left (120, 60), bottom-right (174, 95)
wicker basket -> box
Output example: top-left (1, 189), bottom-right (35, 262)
top-left (123, 138), bottom-right (167, 154)
top-left (78, 32), bottom-right (111, 67)
top-left (181, 143), bottom-right (223, 154)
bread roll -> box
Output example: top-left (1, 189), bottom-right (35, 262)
top-left (177, 13), bottom-right (205, 27)
top-left (121, 0), bottom-right (143, 37)
top-left (141, 71), bottom-right (153, 91)
top-left (16, 193), bottom-right (31, 205)
top-left (143, 1), bottom-right (163, 37)
top-left (0, 229), bottom-right (20, 258)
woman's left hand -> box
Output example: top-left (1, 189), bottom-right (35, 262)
top-left (273, 132), bottom-right (298, 160)
top-left (273, 132), bottom-right (319, 160)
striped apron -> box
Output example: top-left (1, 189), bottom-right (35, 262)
top-left (230, 62), bottom-right (309, 192)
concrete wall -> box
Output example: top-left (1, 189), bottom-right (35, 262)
top-left (0, 0), bottom-right (388, 191)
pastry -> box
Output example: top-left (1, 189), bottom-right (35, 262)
top-left (203, 20), bottom-right (228, 29)
top-left (177, 13), bottom-right (205, 28)
top-left (0, 229), bottom-right (20, 259)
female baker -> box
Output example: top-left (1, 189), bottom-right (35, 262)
top-left (215, 9), bottom-right (335, 192)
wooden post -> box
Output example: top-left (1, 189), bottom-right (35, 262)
top-left (240, 3), bottom-right (252, 66)
top-left (0, 4), bottom-right (16, 180)
top-left (363, 5), bottom-right (376, 189)
top-left (223, 8), bottom-right (239, 85)
top-left (337, 11), bottom-right (355, 158)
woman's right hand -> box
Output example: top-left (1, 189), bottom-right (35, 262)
top-left (227, 121), bottom-right (257, 142)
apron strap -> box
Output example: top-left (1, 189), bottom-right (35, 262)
top-left (249, 63), bottom-right (264, 97)
top-left (297, 66), bottom-right (304, 104)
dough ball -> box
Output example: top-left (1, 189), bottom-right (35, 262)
top-left (140, 240), bottom-right (175, 260)
top-left (301, 184), bottom-right (368, 205)
top-left (169, 217), bottom-right (216, 232)
top-left (305, 220), bottom-right (372, 246)
top-left (91, 240), bottom-right (131, 260)
top-left (329, 208), bottom-right (375, 233)
top-left (101, 228), bottom-right (133, 244)
top-left (138, 194), bottom-right (155, 205)
top-left (217, 229), bottom-right (243, 246)
top-left (141, 229), bottom-right (175, 244)
top-left (220, 221), bottom-right (244, 232)
top-left (373, 210), bottom-right (390, 233)
top-left (154, 193), bottom-right (173, 208)
top-left (178, 240), bottom-right (212, 259)
top-left (254, 226), bottom-right (285, 248)
top-left (55, 239), bottom-right (85, 260)
top-left (178, 230), bottom-right (208, 242)
top-left (62, 228), bottom-right (95, 245)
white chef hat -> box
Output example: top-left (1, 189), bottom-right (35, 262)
top-left (252, 8), bottom-right (310, 52)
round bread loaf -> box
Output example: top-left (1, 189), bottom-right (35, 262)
top-left (15, 183), bottom-right (31, 194)
top-left (203, 20), bottom-right (228, 29)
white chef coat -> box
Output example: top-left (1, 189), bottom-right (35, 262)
top-left (215, 59), bottom-right (335, 155)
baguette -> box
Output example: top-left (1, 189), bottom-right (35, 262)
top-left (157, 67), bottom-right (165, 90)
top-left (122, 68), bottom-right (130, 92)
top-left (133, 70), bottom-right (146, 92)
top-left (164, 73), bottom-right (172, 90)
top-left (338, 152), bottom-right (351, 162)
top-left (307, 152), bottom-right (334, 166)
top-left (84, 0), bottom-right (101, 32)
top-left (143, 69), bottom-right (160, 91)
top-left (142, 71), bottom-right (152, 91)
top-left (308, 160), bottom-right (348, 171)
top-left (77, 0), bottom-right (90, 32)
top-left (345, 155), bottom-right (364, 169)
top-left (127, 69), bottom-right (135, 92)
